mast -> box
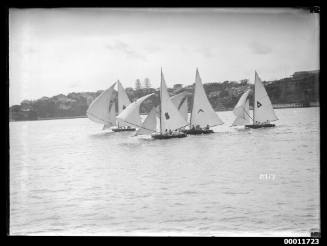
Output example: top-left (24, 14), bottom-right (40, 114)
top-left (117, 80), bottom-right (120, 113)
top-left (117, 79), bottom-right (133, 128)
top-left (160, 68), bottom-right (163, 134)
top-left (253, 71), bottom-right (256, 125)
top-left (117, 80), bottom-right (119, 128)
top-left (189, 70), bottom-right (196, 128)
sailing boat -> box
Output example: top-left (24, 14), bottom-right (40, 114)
top-left (86, 80), bottom-right (135, 131)
top-left (231, 89), bottom-right (251, 126)
top-left (151, 69), bottom-right (188, 139)
top-left (232, 71), bottom-right (278, 128)
top-left (111, 80), bottom-right (136, 132)
top-left (134, 91), bottom-right (188, 136)
top-left (182, 68), bottom-right (224, 134)
top-left (116, 93), bottom-right (155, 131)
top-left (126, 69), bottom-right (186, 139)
top-left (245, 71), bottom-right (278, 128)
top-left (87, 82), bottom-right (117, 129)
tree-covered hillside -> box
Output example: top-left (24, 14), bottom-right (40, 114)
top-left (10, 70), bottom-right (319, 121)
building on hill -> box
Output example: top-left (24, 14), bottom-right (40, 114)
top-left (39, 96), bottom-right (49, 101)
top-left (292, 70), bottom-right (319, 79)
top-left (173, 84), bottom-right (183, 90)
top-left (53, 94), bottom-right (67, 102)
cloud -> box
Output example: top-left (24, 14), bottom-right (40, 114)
top-left (196, 47), bottom-right (216, 58)
top-left (249, 42), bottom-right (272, 55)
top-left (69, 81), bottom-right (80, 88)
top-left (105, 40), bottom-right (147, 61)
top-left (144, 45), bottom-right (161, 54)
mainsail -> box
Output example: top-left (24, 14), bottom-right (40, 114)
top-left (116, 80), bottom-right (131, 127)
top-left (87, 82), bottom-right (116, 125)
top-left (135, 107), bottom-right (157, 136)
top-left (232, 90), bottom-right (251, 126)
top-left (117, 80), bottom-right (131, 114)
top-left (171, 91), bottom-right (189, 121)
top-left (116, 93), bottom-right (154, 128)
top-left (160, 70), bottom-right (188, 132)
top-left (190, 69), bottom-right (224, 127)
top-left (253, 71), bottom-right (278, 124)
top-left (103, 101), bottom-right (117, 129)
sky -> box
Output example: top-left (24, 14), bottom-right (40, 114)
top-left (9, 8), bottom-right (319, 106)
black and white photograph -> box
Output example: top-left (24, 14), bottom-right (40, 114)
top-left (9, 7), bottom-right (320, 236)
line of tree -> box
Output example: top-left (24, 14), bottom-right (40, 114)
top-left (9, 70), bottom-right (319, 121)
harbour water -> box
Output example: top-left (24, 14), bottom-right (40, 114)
top-left (9, 107), bottom-right (320, 236)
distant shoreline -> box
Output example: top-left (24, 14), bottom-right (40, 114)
top-left (9, 105), bottom-right (319, 122)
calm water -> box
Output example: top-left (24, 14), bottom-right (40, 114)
top-left (9, 107), bottom-right (320, 236)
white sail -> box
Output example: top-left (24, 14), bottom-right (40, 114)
top-left (116, 80), bottom-right (131, 127)
top-left (253, 71), bottom-right (278, 124)
top-left (116, 93), bottom-right (154, 128)
top-left (135, 107), bottom-right (157, 136)
top-left (232, 90), bottom-right (251, 126)
top-left (190, 69), bottom-right (224, 127)
top-left (160, 70), bottom-right (188, 132)
top-left (171, 91), bottom-right (188, 121)
top-left (232, 96), bottom-right (251, 126)
top-left (117, 80), bottom-right (131, 114)
top-left (103, 101), bottom-right (117, 129)
top-left (87, 82), bottom-right (116, 125)
top-left (179, 97), bottom-right (188, 122)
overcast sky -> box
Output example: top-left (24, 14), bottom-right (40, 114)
top-left (9, 8), bottom-right (319, 105)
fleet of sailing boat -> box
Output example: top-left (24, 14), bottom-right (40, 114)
top-left (87, 69), bottom-right (278, 138)
top-left (232, 71), bottom-right (278, 128)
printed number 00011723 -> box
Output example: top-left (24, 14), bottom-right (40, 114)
top-left (284, 239), bottom-right (319, 245)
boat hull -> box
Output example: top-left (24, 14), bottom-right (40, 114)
top-left (182, 129), bottom-right (214, 135)
top-left (151, 132), bottom-right (187, 139)
top-left (245, 124), bottom-right (275, 129)
top-left (112, 127), bottom-right (136, 132)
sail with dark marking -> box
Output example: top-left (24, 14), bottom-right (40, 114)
top-left (160, 70), bottom-right (188, 132)
top-left (87, 82), bottom-right (117, 126)
top-left (253, 71), bottom-right (278, 124)
top-left (190, 69), bottom-right (223, 127)
top-left (171, 91), bottom-right (188, 121)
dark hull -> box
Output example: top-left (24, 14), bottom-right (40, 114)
top-left (182, 129), bottom-right (214, 135)
top-left (151, 132), bottom-right (187, 139)
top-left (245, 124), bottom-right (275, 129)
top-left (112, 127), bottom-right (136, 132)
